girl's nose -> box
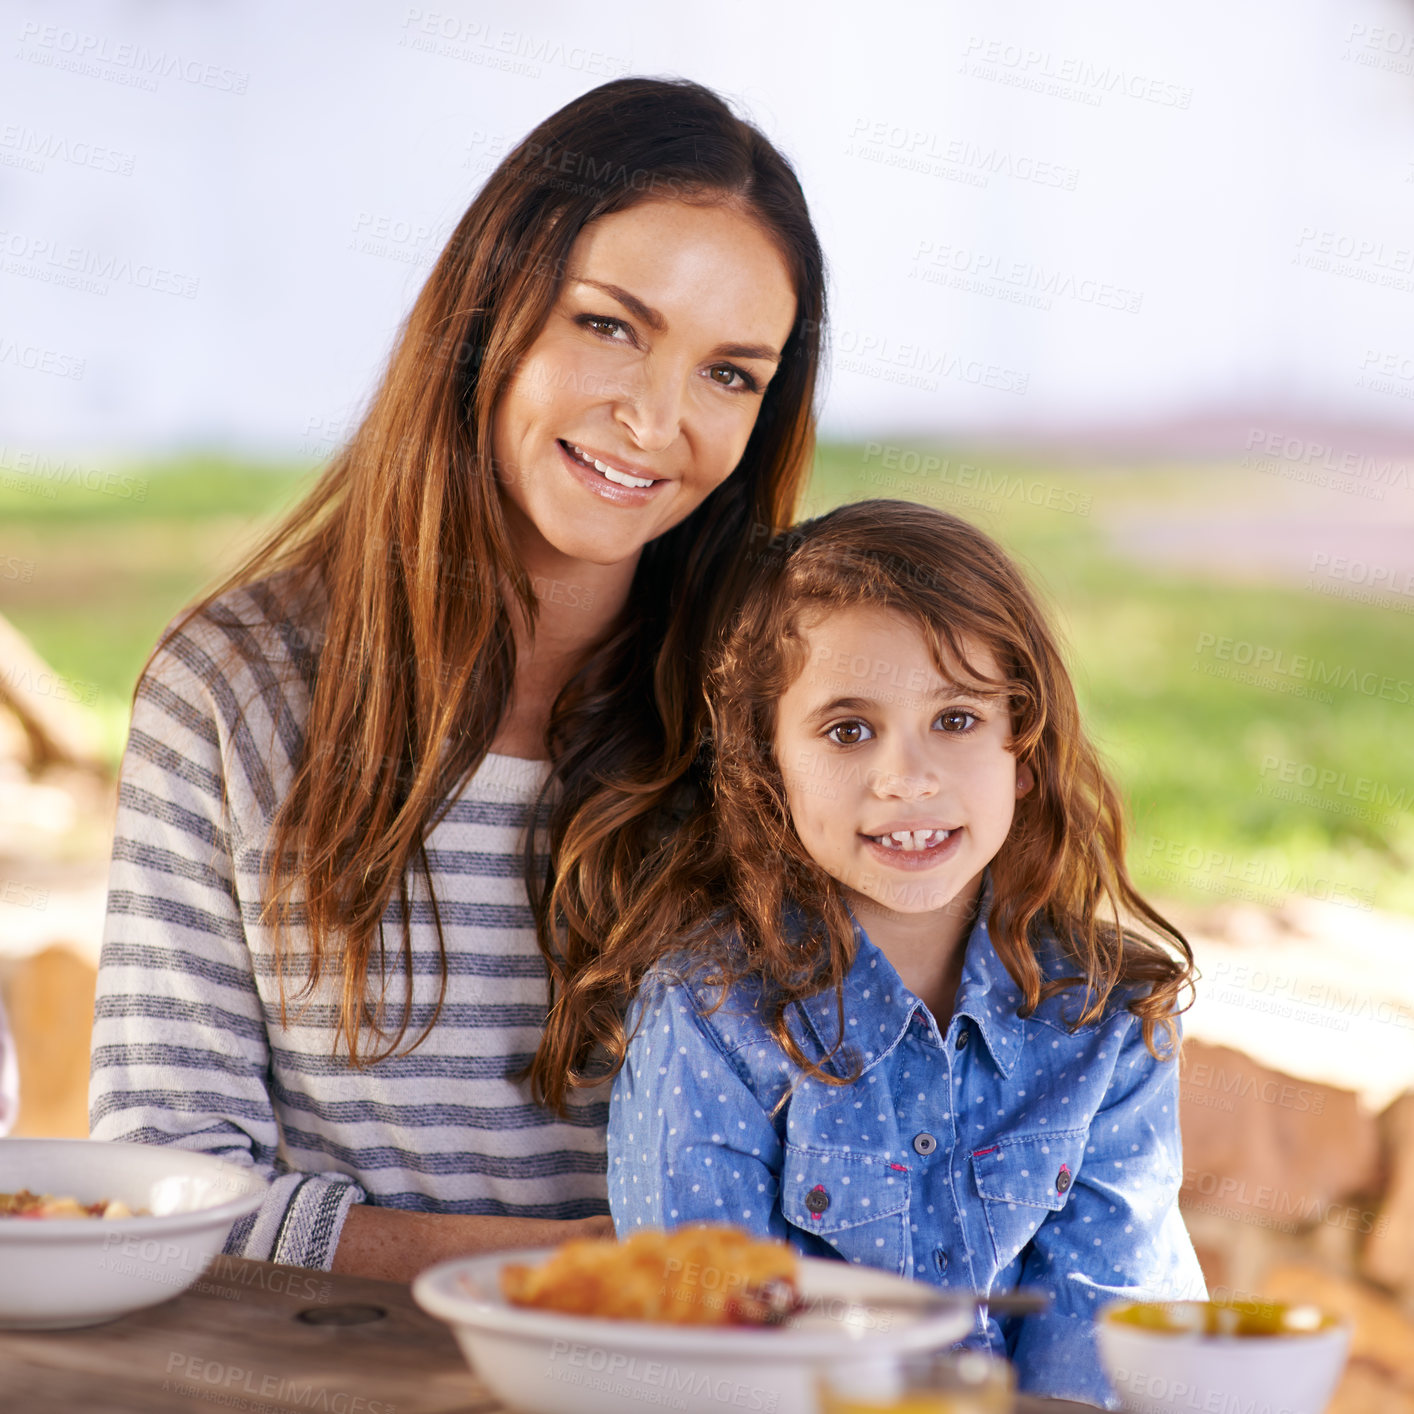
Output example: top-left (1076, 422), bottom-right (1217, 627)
top-left (868, 738), bottom-right (940, 799)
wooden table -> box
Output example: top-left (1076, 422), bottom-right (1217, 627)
top-left (0, 1256), bottom-right (1096, 1412)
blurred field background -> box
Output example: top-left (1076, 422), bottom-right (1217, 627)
top-left (4, 447), bottom-right (1410, 914)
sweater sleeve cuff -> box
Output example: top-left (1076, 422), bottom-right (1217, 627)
top-left (223, 1171), bottom-right (368, 1272)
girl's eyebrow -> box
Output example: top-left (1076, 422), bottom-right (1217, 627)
top-left (571, 276), bottom-right (782, 364)
top-left (802, 684), bottom-right (996, 723)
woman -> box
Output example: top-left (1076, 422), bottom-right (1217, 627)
top-left (89, 77), bottom-right (825, 1280)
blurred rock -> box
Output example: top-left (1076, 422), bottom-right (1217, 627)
top-left (0, 610), bottom-right (105, 770)
top-left (1180, 1040), bottom-right (1381, 1233)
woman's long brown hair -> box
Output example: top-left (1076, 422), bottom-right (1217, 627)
top-left (551, 499), bottom-right (1196, 1086)
top-left (142, 78), bottom-right (825, 1098)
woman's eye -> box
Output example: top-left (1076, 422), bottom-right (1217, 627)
top-left (706, 364), bottom-right (758, 393)
top-left (578, 314), bottom-right (631, 342)
top-left (826, 720), bottom-right (871, 745)
top-left (938, 710), bottom-right (978, 733)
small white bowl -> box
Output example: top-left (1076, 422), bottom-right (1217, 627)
top-left (0, 1138), bottom-right (269, 1329)
top-left (414, 1247), bottom-right (976, 1414)
top-left (1097, 1298), bottom-right (1350, 1414)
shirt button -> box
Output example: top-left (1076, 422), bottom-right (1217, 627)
top-left (1056, 1165), bottom-right (1072, 1194)
top-left (912, 1132), bottom-right (938, 1156)
top-left (955, 1026), bottom-right (970, 1051)
top-left (933, 1248), bottom-right (948, 1275)
top-left (804, 1185), bottom-right (830, 1214)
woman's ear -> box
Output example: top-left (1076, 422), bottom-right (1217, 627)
top-left (1015, 761), bottom-right (1035, 798)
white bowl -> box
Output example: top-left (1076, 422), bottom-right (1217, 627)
top-left (0, 1138), bottom-right (269, 1329)
top-left (413, 1247), bottom-right (976, 1414)
top-left (1097, 1299), bottom-right (1351, 1414)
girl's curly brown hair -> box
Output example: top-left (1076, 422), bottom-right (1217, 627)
top-left (541, 498), bottom-right (1196, 1099)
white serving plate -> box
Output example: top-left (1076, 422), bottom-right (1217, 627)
top-left (414, 1246), bottom-right (975, 1414)
top-left (0, 1137), bottom-right (269, 1329)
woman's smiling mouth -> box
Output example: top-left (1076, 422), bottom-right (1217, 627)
top-left (558, 439), bottom-right (661, 489)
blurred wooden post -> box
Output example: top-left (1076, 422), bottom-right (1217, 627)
top-left (0, 946), bottom-right (98, 1137)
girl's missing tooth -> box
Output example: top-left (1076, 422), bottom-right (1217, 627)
top-left (602, 500), bottom-right (1206, 1407)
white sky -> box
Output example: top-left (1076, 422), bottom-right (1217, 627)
top-left (4, 0), bottom-right (1414, 458)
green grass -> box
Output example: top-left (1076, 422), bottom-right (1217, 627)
top-left (2, 446), bottom-right (1409, 914)
top-left (0, 455), bottom-right (321, 758)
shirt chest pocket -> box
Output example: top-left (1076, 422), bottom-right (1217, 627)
top-left (971, 1131), bottom-right (1087, 1271)
top-left (780, 1147), bottom-right (912, 1276)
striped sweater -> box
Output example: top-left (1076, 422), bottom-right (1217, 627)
top-left (89, 575), bottom-right (609, 1270)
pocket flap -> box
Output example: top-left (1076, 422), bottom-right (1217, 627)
top-left (780, 1147), bottom-right (911, 1235)
top-left (971, 1132), bottom-right (1086, 1211)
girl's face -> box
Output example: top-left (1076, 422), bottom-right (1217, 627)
top-left (773, 604), bottom-right (1035, 922)
top-left (491, 198), bottom-right (797, 571)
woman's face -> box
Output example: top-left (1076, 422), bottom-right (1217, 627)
top-left (491, 198), bottom-right (798, 569)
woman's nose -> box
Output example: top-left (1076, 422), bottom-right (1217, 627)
top-left (614, 362), bottom-right (684, 453)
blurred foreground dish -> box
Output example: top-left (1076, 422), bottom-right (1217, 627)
top-left (0, 1187), bottom-right (148, 1218)
top-left (500, 1224), bottom-right (799, 1326)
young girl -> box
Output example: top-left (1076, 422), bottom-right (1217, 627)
top-left (603, 500), bottom-right (1207, 1408)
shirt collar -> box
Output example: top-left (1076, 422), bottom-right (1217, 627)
top-left (792, 880), bottom-right (1027, 1080)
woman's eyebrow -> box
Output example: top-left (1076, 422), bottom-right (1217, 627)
top-left (574, 277), bottom-right (665, 332)
top-left (573, 276), bottom-right (782, 365)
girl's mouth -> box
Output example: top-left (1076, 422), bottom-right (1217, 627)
top-left (861, 828), bottom-right (960, 868)
top-left (558, 439), bottom-right (660, 489)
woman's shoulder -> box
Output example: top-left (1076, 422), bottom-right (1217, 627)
top-left (142, 567), bottom-right (327, 719)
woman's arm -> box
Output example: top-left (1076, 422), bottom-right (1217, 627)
top-left (331, 1206), bottom-right (612, 1281)
top-left (93, 614), bottom-right (609, 1278)
top-left (90, 626), bottom-right (373, 1268)
top-left (1004, 1014), bottom-right (1207, 1408)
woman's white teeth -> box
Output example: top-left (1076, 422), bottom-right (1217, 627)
top-left (569, 442), bottom-right (654, 488)
top-left (875, 829), bottom-right (951, 851)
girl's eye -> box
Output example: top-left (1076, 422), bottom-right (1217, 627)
top-left (706, 364), bottom-right (759, 393)
top-left (938, 710), bottom-right (978, 733)
top-left (826, 720), bottom-right (872, 745)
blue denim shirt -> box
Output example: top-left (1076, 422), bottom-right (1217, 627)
top-left (607, 903), bottom-right (1206, 1408)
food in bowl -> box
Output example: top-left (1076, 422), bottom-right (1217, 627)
top-left (1097, 1297), bottom-right (1350, 1414)
top-left (415, 1245), bottom-right (977, 1414)
top-left (1, 1188), bottom-right (151, 1219)
top-left (501, 1224), bottom-right (799, 1326)
top-left (0, 1138), bottom-right (269, 1330)
top-left (1107, 1298), bottom-right (1340, 1338)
